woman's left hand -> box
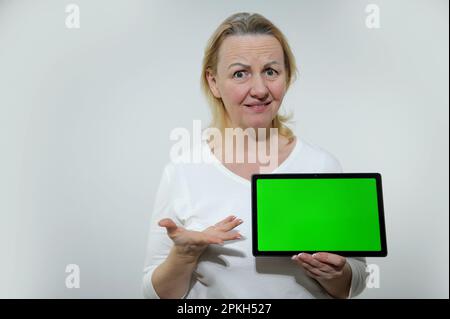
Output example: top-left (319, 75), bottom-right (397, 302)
top-left (291, 252), bottom-right (348, 281)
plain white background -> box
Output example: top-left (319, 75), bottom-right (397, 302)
top-left (0, 0), bottom-right (448, 298)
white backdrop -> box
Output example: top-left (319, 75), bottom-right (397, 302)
top-left (0, 0), bottom-right (448, 298)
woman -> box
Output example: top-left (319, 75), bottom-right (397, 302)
top-left (143, 12), bottom-right (368, 299)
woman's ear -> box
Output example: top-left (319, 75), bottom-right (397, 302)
top-left (206, 68), bottom-right (221, 98)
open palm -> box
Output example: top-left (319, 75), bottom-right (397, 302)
top-left (158, 215), bottom-right (243, 257)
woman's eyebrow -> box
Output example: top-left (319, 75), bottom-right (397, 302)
top-left (228, 62), bottom-right (250, 69)
top-left (227, 60), bottom-right (280, 70)
top-left (263, 61), bottom-right (280, 68)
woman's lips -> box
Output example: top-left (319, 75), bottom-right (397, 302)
top-left (244, 101), bottom-right (272, 112)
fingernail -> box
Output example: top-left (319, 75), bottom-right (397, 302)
top-left (298, 253), bottom-right (304, 257)
top-left (291, 255), bottom-right (297, 260)
top-left (238, 219), bottom-right (243, 224)
top-left (312, 253), bottom-right (318, 258)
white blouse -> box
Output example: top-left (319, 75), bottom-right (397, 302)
top-left (142, 136), bottom-right (368, 298)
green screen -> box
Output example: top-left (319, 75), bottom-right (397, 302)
top-left (257, 178), bottom-right (382, 251)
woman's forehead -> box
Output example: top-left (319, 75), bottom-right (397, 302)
top-left (218, 35), bottom-right (284, 66)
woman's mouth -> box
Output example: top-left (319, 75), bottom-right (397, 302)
top-left (244, 101), bottom-right (272, 112)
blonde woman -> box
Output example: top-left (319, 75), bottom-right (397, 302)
top-left (143, 12), bottom-right (368, 299)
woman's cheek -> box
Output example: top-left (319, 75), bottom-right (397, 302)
top-left (231, 84), bottom-right (249, 105)
top-left (270, 80), bottom-right (286, 100)
top-left (222, 82), bottom-right (243, 104)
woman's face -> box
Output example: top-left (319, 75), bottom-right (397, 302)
top-left (207, 35), bottom-right (287, 131)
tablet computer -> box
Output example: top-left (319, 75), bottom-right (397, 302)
top-left (251, 173), bottom-right (387, 257)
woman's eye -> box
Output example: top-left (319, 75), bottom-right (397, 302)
top-left (265, 68), bottom-right (278, 77)
top-left (233, 70), bottom-right (247, 79)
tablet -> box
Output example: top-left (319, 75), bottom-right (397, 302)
top-left (251, 173), bottom-right (387, 257)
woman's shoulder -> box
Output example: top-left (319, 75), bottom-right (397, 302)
top-left (160, 144), bottom-right (214, 181)
top-left (160, 160), bottom-right (192, 181)
top-left (295, 137), bottom-right (343, 173)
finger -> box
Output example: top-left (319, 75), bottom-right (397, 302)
top-left (312, 253), bottom-right (346, 269)
top-left (214, 215), bottom-right (236, 227)
top-left (202, 233), bottom-right (225, 245)
top-left (216, 217), bottom-right (243, 232)
top-left (158, 218), bottom-right (179, 236)
top-left (296, 253), bottom-right (334, 273)
top-left (218, 230), bottom-right (242, 241)
top-left (305, 269), bottom-right (321, 280)
top-left (184, 230), bottom-right (225, 246)
top-left (300, 261), bottom-right (328, 278)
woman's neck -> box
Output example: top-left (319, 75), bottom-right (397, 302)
top-left (207, 127), bottom-right (292, 167)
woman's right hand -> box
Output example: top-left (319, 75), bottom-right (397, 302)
top-left (158, 215), bottom-right (243, 260)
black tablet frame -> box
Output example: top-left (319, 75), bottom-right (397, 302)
top-left (251, 173), bottom-right (388, 257)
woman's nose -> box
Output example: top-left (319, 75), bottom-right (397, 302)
top-left (249, 74), bottom-right (269, 99)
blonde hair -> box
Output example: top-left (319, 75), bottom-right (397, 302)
top-left (200, 12), bottom-right (298, 143)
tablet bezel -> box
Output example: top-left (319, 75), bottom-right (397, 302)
top-left (251, 173), bottom-right (388, 257)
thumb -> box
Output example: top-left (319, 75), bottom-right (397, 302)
top-left (158, 218), bottom-right (178, 236)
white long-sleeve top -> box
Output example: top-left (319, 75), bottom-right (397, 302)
top-left (142, 136), bottom-right (368, 299)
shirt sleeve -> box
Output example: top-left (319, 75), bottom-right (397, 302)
top-left (142, 163), bottom-right (190, 299)
top-left (346, 257), bottom-right (369, 298)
